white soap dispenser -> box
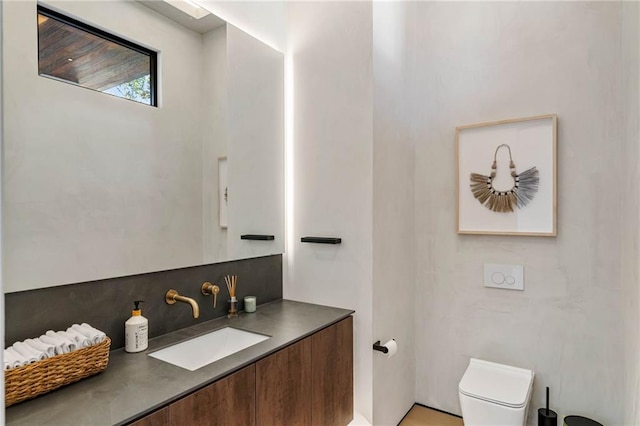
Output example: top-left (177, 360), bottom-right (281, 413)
top-left (125, 300), bottom-right (148, 353)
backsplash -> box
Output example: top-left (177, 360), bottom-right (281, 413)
top-left (5, 255), bottom-right (282, 349)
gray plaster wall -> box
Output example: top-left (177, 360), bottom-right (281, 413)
top-left (622, 1), bottom-right (640, 423)
top-left (372, 2), bottom-right (416, 425)
top-left (409, 2), bottom-right (632, 424)
top-left (0, 0), bottom-right (5, 417)
top-left (285, 2), bottom-right (374, 421)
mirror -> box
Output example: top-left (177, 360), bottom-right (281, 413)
top-left (2, 0), bottom-right (285, 293)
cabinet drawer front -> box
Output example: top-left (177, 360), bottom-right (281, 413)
top-left (129, 407), bottom-right (169, 426)
top-left (311, 317), bottom-right (354, 426)
top-left (169, 365), bottom-right (256, 426)
top-left (256, 338), bottom-right (313, 426)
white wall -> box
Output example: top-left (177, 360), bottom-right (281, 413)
top-left (200, 3), bottom-right (639, 424)
top-left (372, 2), bottom-right (416, 425)
top-left (202, 25), bottom-right (228, 263)
top-left (198, 1), bottom-right (287, 53)
top-left (227, 24), bottom-right (285, 260)
top-left (410, 2), bottom-right (629, 424)
top-left (622, 2), bottom-right (640, 423)
top-left (3, 0), bottom-right (205, 291)
top-left (0, 0), bottom-right (5, 416)
top-left (285, 2), bottom-right (374, 422)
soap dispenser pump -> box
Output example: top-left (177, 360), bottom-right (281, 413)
top-left (125, 300), bottom-right (148, 353)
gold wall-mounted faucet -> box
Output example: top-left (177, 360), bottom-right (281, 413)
top-left (165, 289), bottom-right (200, 318)
top-left (201, 282), bottom-right (220, 308)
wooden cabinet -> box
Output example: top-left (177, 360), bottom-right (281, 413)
top-left (129, 407), bottom-right (169, 426)
top-left (256, 338), bottom-right (312, 425)
top-left (129, 317), bottom-right (352, 426)
top-left (255, 318), bottom-right (353, 426)
top-left (311, 316), bottom-right (353, 426)
top-left (168, 365), bottom-right (255, 426)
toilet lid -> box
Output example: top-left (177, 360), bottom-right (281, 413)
top-left (459, 358), bottom-right (534, 409)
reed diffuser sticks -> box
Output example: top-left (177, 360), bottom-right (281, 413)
top-left (224, 275), bottom-right (237, 299)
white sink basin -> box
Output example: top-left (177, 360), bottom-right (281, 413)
top-left (149, 327), bottom-right (270, 371)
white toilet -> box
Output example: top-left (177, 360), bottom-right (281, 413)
top-left (458, 358), bottom-right (535, 426)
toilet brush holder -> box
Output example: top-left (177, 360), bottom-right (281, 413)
top-left (538, 386), bottom-right (557, 426)
top-left (538, 408), bottom-right (558, 426)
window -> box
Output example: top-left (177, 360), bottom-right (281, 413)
top-left (37, 6), bottom-right (158, 106)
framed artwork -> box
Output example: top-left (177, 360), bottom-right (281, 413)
top-left (218, 156), bottom-right (228, 229)
top-left (456, 114), bottom-right (557, 236)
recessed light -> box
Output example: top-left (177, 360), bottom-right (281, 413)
top-left (68, 58), bottom-right (73, 62)
top-left (161, 0), bottom-right (210, 20)
top-left (182, 0), bottom-right (202, 9)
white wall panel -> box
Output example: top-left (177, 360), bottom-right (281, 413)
top-left (622, 1), bottom-right (640, 423)
top-left (372, 2), bottom-right (416, 425)
top-left (410, 3), bottom-right (629, 424)
top-left (285, 2), bottom-right (374, 421)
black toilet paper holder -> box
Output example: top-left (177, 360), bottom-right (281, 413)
top-left (372, 340), bottom-right (389, 354)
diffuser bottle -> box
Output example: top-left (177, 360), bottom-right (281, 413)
top-left (125, 300), bottom-right (148, 353)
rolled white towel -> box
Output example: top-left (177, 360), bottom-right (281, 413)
top-left (13, 341), bottom-right (48, 361)
top-left (64, 328), bottom-right (91, 348)
top-left (78, 323), bottom-right (107, 344)
top-left (4, 347), bottom-right (23, 369)
top-left (39, 334), bottom-right (70, 355)
top-left (53, 331), bottom-right (80, 352)
top-left (10, 343), bottom-right (40, 364)
top-left (25, 338), bottom-right (56, 358)
top-left (44, 330), bottom-right (77, 352)
top-left (70, 324), bottom-right (91, 339)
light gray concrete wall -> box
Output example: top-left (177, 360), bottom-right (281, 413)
top-left (0, 0), bottom-right (5, 417)
top-left (372, 2), bottom-right (416, 425)
top-left (285, 2), bottom-right (374, 421)
top-left (202, 25), bottom-right (228, 264)
top-left (226, 24), bottom-right (285, 261)
top-left (622, 1), bottom-right (640, 423)
top-left (410, 3), bottom-right (628, 424)
top-left (198, 1), bottom-right (287, 53)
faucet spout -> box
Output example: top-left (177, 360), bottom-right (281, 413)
top-left (165, 289), bottom-right (200, 318)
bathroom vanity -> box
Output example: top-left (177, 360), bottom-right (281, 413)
top-left (5, 300), bottom-right (354, 426)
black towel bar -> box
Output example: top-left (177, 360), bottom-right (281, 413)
top-left (300, 237), bottom-right (342, 244)
top-left (241, 234), bottom-right (275, 241)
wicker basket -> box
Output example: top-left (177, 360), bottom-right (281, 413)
top-left (5, 337), bottom-right (111, 407)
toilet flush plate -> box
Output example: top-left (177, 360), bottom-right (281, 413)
top-left (484, 264), bottom-right (524, 291)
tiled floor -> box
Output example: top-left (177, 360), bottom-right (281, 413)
top-left (399, 405), bottom-right (464, 426)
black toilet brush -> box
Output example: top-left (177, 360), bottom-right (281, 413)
top-left (538, 386), bottom-right (558, 426)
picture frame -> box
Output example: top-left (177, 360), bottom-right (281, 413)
top-left (218, 156), bottom-right (228, 229)
top-left (456, 114), bottom-right (557, 236)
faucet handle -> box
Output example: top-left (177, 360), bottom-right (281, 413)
top-left (201, 282), bottom-right (220, 308)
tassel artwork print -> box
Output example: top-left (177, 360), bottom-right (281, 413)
top-left (470, 144), bottom-right (539, 213)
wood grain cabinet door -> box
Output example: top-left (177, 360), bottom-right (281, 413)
top-left (311, 317), bottom-right (354, 426)
top-left (129, 407), bottom-right (169, 426)
top-left (256, 338), bottom-right (312, 426)
top-left (168, 364), bottom-right (256, 426)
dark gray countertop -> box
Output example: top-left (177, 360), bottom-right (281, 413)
top-left (5, 299), bottom-right (354, 425)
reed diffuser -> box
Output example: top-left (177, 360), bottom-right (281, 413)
top-left (225, 275), bottom-right (238, 318)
